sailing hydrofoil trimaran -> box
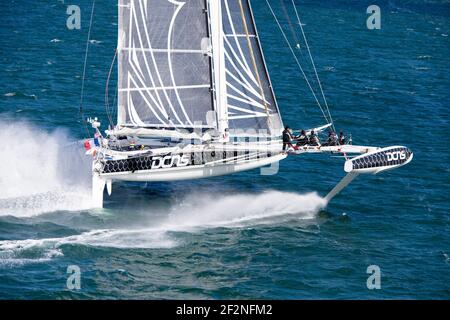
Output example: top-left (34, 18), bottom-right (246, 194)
top-left (82, 0), bottom-right (412, 208)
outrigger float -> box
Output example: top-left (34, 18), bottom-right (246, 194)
top-left (81, 0), bottom-right (412, 208)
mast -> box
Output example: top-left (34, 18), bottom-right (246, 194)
top-left (117, 1), bottom-right (125, 125)
top-left (208, 0), bottom-right (229, 141)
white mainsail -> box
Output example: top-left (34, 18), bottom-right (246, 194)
top-left (116, 0), bottom-right (283, 138)
top-left (118, 0), bottom-right (214, 129)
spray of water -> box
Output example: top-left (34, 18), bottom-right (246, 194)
top-left (0, 120), bottom-right (92, 216)
top-left (162, 190), bottom-right (326, 230)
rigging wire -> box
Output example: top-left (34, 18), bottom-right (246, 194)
top-left (111, 82), bottom-right (118, 125)
top-left (279, 0), bottom-right (302, 53)
top-left (79, 0), bottom-right (96, 138)
top-left (105, 48), bottom-right (117, 128)
top-left (290, 0), bottom-right (335, 131)
top-left (264, 0), bottom-right (331, 125)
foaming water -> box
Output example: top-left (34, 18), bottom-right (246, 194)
top-left (0, 229), bottom-right (175, 267)
top-left (0, 120), bottom-right (92, 216)
top-left (162, 190), bottom-right (326, 230)
top-left (0, 190), bottom-right (326, 265)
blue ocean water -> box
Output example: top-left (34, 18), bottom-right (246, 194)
top-left (0, 0), bottom-right (449, 299)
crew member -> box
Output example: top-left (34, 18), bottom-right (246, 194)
top-left (339, 130), bottom-right (346, 145)
top-left (296, 129), bottom-right (308, 146)
top-left (282, 126), bottom-right (295, 151)
top-left (309, 130), bottom-right (321, 146)
top-left (324, 130), bottom-right (338, 146)
top-left (129, 138), bottom-right (136, 150)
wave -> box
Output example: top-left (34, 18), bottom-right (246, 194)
top-left (0, 229), bottom-right (174, 267)
top-left (414, 67), bottom-right (430, 71)
top-left (3, 92), bottom-right (38, 100)
top-left (417, 55), bottom-right (432, 60)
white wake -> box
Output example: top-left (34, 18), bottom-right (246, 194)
top-left (0, 190), bottom-right (326, 266)
top-left (162, 190), bottom-right (326, 230)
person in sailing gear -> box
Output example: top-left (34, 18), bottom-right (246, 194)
top-left (309, 130), bottom-right (321, 146)
top-left (93, 132), bottom-right (101, 147)
top-left (282, 126), bottom-right (295, 151)
top-left (339, 130), bottom-right (346, 145)
top-left (296, 129), bottom-right (308, 146)
top-left (324, 130), bottom-right (338, 146)
top-left (128, 137), bottom-right (137, 150)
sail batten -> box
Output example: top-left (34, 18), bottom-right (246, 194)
top-left (121, 48), bottom-right (208, 53)
top-left (119, 84), bottom-right (211, 92)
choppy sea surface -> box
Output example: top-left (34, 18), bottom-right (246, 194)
top-left (0, 0), bottom-right (449, 299)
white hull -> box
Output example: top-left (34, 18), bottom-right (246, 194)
top-left (91, 153), bottom-right (287, 208)
top-left (100, 153), bottom-right (286, 181)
